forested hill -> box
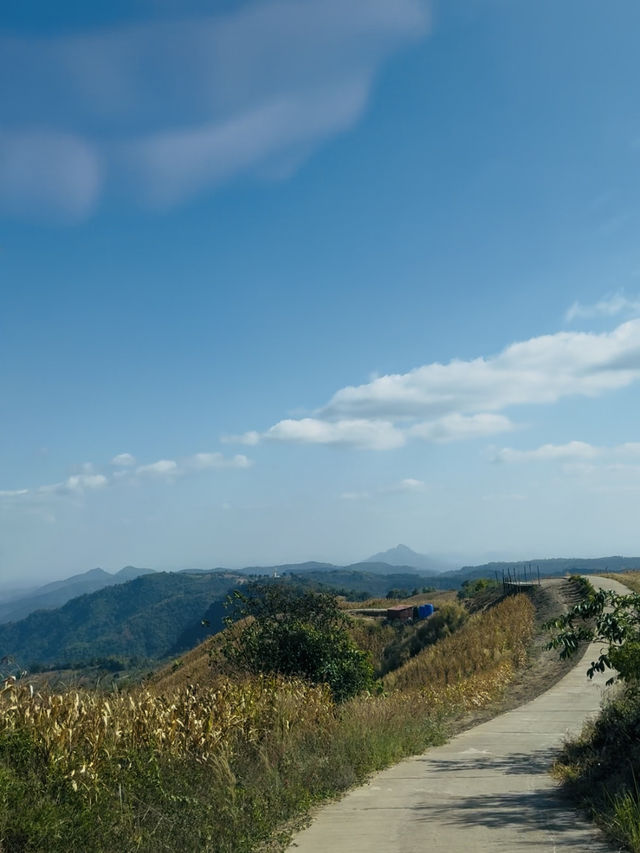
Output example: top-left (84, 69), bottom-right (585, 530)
top-left (0, 572), bottom-right (244, 668)
top-left (448, 555), bottom-right (640, 582)
top-left (0, 566), bottom-right (155, 624)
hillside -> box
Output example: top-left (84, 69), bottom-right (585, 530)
top-left (446, 555), bottom-right (640, 583)
top-left (285, 568), bottom-right (442, 596)
top-left (0, 565), bottom-right (155, 624)
top-left (0, 571), bottom-right (245, 668)
top-left (240, 558), bottom-right (446, 577)
top-left (6, 554), bottom-right (639, 670)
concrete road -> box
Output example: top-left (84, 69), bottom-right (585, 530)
top-left (288, 576), bottom-right (627, 852)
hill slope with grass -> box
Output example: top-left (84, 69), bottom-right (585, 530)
top-left (0, 571), bottom-right (245, 667)
top-left (0, 576), bottom-right (597, 852)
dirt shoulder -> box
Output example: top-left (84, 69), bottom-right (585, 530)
top-left (448, 577), bottom-right (588, 735)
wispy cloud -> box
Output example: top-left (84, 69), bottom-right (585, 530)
top-left (0, 0), bottom-right (430, 219)
top-left (187, 452), bottom-right (252, 470)
top-left (229, 414), bottom-right (513, 451)
top-left (492, 441), bottom-right (597, 464)
top-left (111, 453), bottom-right (136, 467)
top-left (126, 78), bottom-right (371, 208)
top-left (0, 473), bottom-right (109, 503)
top-left (136, 459), bottom-right (178, 477)
top-left (0, 130), bottom-right (102, 221)
top-left (0, 489), bottom-right (29, 499)
top-left (340, 477), bottom-right (425, 501)
top-left (246, 418), bottom-right (406, 450)
top-left (492, 440), bottom-right (640, 465)
top-left (36, 473), bottom-right (108, 497)
top-left (0, 449), bottom-right (252, 505)
top-left (230, 319), bottom-right (640, 451)
top-left (408, 413), bottom-right (514, 442)
top-left (381, 477), bottom-right (425, 494)
top-left (566, 291), bottom-right (640, 322)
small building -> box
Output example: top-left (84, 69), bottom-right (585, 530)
top-left (386, 604), bottom-right (413, 623)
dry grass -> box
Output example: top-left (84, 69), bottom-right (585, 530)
top-left (150, 635), bottom-right (222, 693)
top-left (0, 675), bottom-right (333, 798)
top-left (0, 591), bottom-right (537, 851)
top-left (346, 618), bottom-right (395, 671)
top-left (340, 589), bottom-right (457, 610)
top-left (604, 571), bottom-right (640, 594)
top-left (383, 593), bottom-right (534, 692)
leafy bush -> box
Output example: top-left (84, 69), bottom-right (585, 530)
top-left (386, 588), bottom-right (410, 599)
top-left (220, 583), bottom-right (374, 701)
top-left (548, 585), bottom-right (640, 682)
top-left (457, 577), bottom-right (499, 600)
top-left (554, 684), bottom-right (640, 851)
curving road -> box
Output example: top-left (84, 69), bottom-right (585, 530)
top-left (288, 575), bottom-right (627, 852)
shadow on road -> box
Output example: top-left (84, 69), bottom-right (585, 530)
top-left (414, 746), bottom-right (558, 776)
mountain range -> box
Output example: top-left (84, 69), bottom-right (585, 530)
top-left (0, 571), bottom-right (244, 668)
top-left (3, 553), bottom-right (640, 670)
top-left (0, 566), bottom-right (155, 624)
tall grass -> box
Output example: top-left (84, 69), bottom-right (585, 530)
top-left (554, 683), bottom-right (640, 852)
top-left (0, 593), bottom-right (535, 852)
top-left (384, 593), bottom-right (534, 691)
top-left (605, 571), bottom-right (640, 594)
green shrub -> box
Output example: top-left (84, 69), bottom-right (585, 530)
top-left (220, 583), bottom-right (374, 701)
top-left (548, 585), bottom-right (640, 682)
top-left (554, 684), bottom-right (640, 851)
top-left (457, 577), bottom-right (499, 601)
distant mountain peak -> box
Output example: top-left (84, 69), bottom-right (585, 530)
top-left (114, 565), bottom-right (154, 580)
top-left (363, 545), bottom-right (454, 574)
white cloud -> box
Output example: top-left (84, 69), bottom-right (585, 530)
top-left (0, 489), bottom-right (29, 499)
top-left (320, 320), bottom-right (640, 421)
top-left (340, 490), bottom-right (372, 501)
top-left (111, 452), bottom-right (136, 467)
top-left (409, 413), bottom-right (514, 442)
top-left (340, 477), bottom-right (424, 501)
top-left (382, 478), bottom-right (425, 494)
top-left (187, 452), bottom-right (252, 470)
top-left (0, 0), bottom-right (430, 218)
top-left (1, 448), bottom-right (252, 510)
top-left (493, 441), bottom-right (599, 464)
top-left (493, 440), bottom-right (640, 466)
top-left (233, 319), bottom-right (640, 451)
top-left (617, 442), bottom-right (640, 456)
top-left (135, 459), bottom-right (178, 477)
top-left (38, 473), bottom-right (108, 496)
top-left (226, 430), bottom-right (261, 446)
top-left (566, 292), bottom-right (640, 322)
top-left (263, 417), bottom-right (406, 450)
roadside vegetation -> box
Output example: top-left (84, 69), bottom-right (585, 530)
top-left (0, 583), bottom-right (535, 852)
top-left (548, 573), bottom-right (640, 851)
top-left (604, 570), bottom-right (640, 595)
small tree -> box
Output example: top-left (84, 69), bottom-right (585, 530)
top-left (220, 582), bottom-right (374, 701)
top-left (547, 587), bottom-right (640, 683)
top-left (386, 588), bottom-right (409, 600)
top-left (457, 577), bottom-right (499, 601)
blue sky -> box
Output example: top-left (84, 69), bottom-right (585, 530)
top-left (2, 0), bottom-right (640, 584)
